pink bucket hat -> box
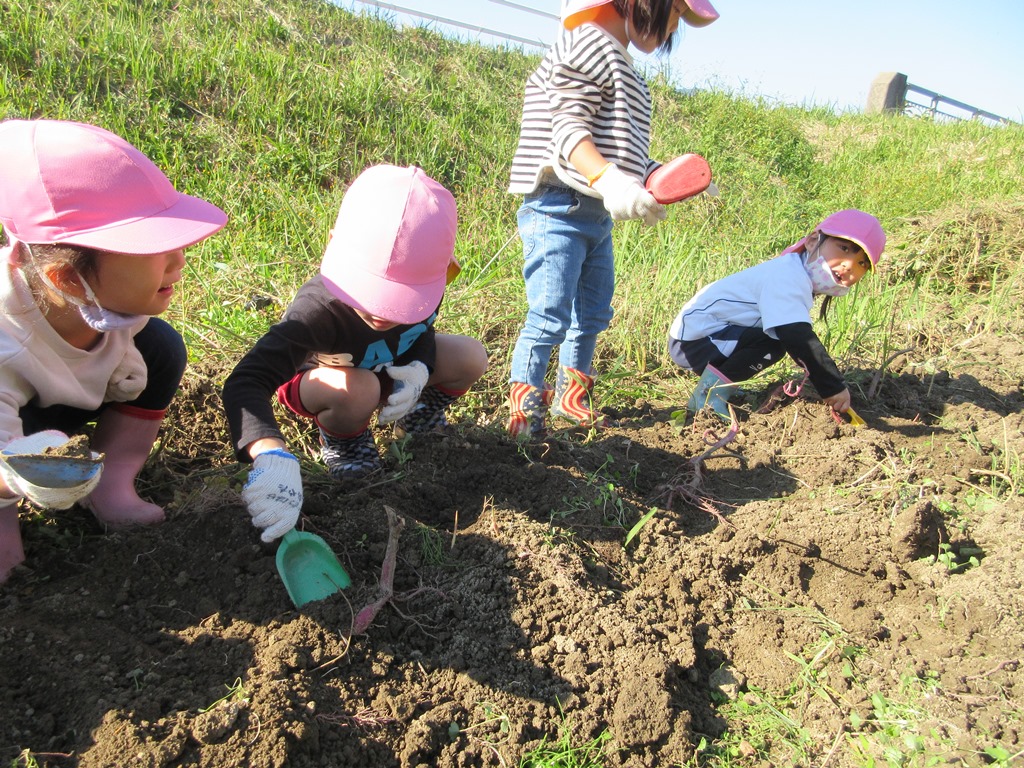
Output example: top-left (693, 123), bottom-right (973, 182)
top-left (783, 209), bottom-right (886, 270)
top-left (0, 119), bottom-right (226, 254)
top-left (320, 165), bottom-right (457, 325)
top-left (562, 0), bottom-right (719, 30)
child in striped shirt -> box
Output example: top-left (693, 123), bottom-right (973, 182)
top-left (506, 0), bottom-right (719, 438)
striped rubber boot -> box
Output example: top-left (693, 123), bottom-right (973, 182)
top-left (394, 385), bottom-right (461, 437)
top-left (319, 427), bottom-right (382, 481)
top-left (506, 382), bottom-right (553, 438)
top-left (550, 367), bottom-right (608, 427)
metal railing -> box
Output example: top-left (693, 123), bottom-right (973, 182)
top-left (903, 82), bottom-right (1012, 126)
top-left (342, 0), bottom-right (556, 49)
top-left (867, 72), bottom-right (1015, 127)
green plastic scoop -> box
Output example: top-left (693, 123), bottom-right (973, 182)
top-left (276, 529), bottom-right (351, 607)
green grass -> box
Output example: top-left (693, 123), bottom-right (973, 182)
top-left (5, 0), bottom-right (1023, 404)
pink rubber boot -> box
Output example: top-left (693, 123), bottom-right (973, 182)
top-left (85, 405), bottom-right (166, 527)
top-left (1, 503), bottom-right (25, 584)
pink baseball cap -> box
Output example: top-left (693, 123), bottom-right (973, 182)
top-left (678, 0), bottom-right (720, 28)
top-left (783, 209), bottom-right (886, 270)
top-left (0, 119), bottom-right (226, 254)
top-left (320, 165), bottom-right (457, 325)
top-left (562, 0), bottom-right (719, 30)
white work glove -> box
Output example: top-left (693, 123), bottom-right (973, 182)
top-left (378, 360), bottom-right (429, 424)
top-left (242, 449), bottom-right (303, 543)
top-left (0, 430), bottom-right (101, 510)
top-left (592, 165), bottom-right (667, 226)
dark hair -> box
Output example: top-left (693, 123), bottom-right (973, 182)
top-left (2, 231), bottom-right (100, 300)
top-left (612, 0), bottom-right (678, 53)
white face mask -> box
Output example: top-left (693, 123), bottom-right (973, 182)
top-left (802, 239), bottom-right (850, 298)
top-left (28, 244), bottom-right (145, 332)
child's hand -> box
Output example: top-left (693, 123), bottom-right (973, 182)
top-left (242, 449), bottom-right (303, 543)
top-left (824, 389), bottom-right (852, 415)
top-left (379, 361), bottom-right (429, 424)
top-left (592, 165), bottom-right (667, 226)
top-left (0, 431), bottom-right (101, 509)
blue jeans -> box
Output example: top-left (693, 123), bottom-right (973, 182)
top-left (20, 318), bottom-right (187, 434)
top-left (509, 185), bottom-right (614, 387)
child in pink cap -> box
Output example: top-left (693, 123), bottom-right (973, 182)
top-left (0, 118), bottom-right (227, 583)
top-left (668, 209), bottom-right (886, 420)
top-left (223, 165), bottom-right (487, 544)
top-left (506, 0), bottom-right (720, 438)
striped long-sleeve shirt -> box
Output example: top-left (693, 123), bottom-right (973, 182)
top-left (508, 23), bottom-right (658, 196)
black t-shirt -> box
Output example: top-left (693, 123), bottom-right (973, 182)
top-left (223, 274), bottom-right (438, 459)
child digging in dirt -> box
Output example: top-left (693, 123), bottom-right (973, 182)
top-left (223, 164), bottom-right (488, 543)
top-left (506, 0), bottom-right (719, 438)
top-left (0, 118), bottom-right (227, 583)
top-left (668, 209), bottom-right (886, 420)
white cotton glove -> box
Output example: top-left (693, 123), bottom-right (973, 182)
top-left (378, 360), bottom-right (430, 424)
top-left (591, 165), bottom-right (667, 226)
top-left (0, 430), bottom-right (101, 510)
top-left (242, 449), bottom-right (303, 543)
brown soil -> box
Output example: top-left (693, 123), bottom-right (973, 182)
top-left (41, 435), bottom-right (93, 459)
top-left (2, 328), bottom-right (1022, 767)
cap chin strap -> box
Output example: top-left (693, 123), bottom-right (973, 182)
top-left (28, 245), bottom-right (145, 332)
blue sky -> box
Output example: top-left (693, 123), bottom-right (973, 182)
top-left (331, 0), bottom-right (1024, 123)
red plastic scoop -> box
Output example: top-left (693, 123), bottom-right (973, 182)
top-left (645, 154), bottom-right (713, 204)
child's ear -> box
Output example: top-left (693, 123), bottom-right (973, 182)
top-left (805, 231), bottom-right (821, 251)
top-left (44, 265), bottom-right (86, 299)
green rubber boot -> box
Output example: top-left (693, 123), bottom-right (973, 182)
top-left (686, 365), bottom-right (740, 421)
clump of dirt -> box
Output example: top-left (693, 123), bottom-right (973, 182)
top-left (40, 434), bottom-right (92, 459)
top-left (2, 327), bottom-right (1023, 767)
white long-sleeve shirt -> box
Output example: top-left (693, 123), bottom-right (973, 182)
top-left (0, 264), bottom-right (147, 446)
top-left (670, 253), bottom-right (815, 343)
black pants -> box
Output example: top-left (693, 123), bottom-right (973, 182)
top-left (669, 325), bottom-right (787, 383)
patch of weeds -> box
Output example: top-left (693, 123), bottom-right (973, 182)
top-left (11, 751), bottom-right (42, 768)
top-left (199, 677), bottom-right (249, 713)
top-left (595, 481), bottom-right (628, 527)
top-left (541, 528), bottom-right (577, 550)
top-left (623, 506), bottom-right (659, 549)
top-left (413, 522), bottom-right (449, 566)
top-left (688, 686), bottom-right (817, 767)
top-left (551, 493), bottom-right (591, 521)
top-left (669, 407), bottom-right (689, 436)
top-left (980, 744), bottom-right (1024, 766)
top-left (922, 541), bottom-right (983, 574)
top-left (519, 717), bottom-right (611, 768)
top-left (449, 701), bottom-right (512, 752)
top-left (849, 670), bottom-right (958, 767)
top-left (584, 454), bottom-right (636, 528)
top-left (933, 498), bottom-right (970, 534)
top-left (387, 434), bottom-right (414, 466)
